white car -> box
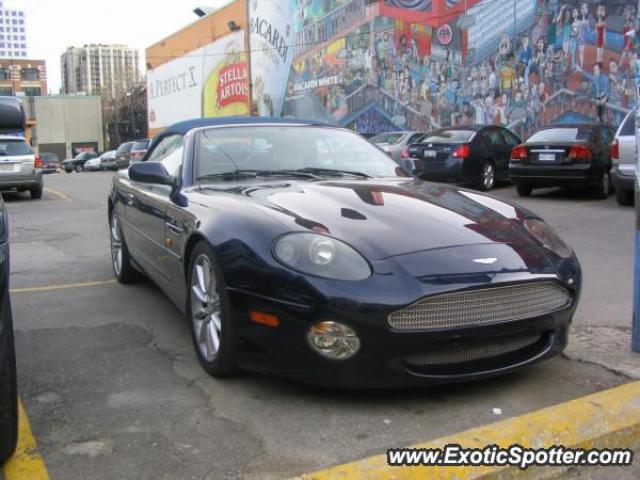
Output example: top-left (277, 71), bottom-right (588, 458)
top-left (85, 150), bottom-right (115, 172)
top-left (0, 135), bottom-right (43, 199)
top-left (610, 109), bottom-right (636, 206)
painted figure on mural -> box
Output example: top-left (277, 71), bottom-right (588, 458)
top-left (595, 4), bottom-right (607, 65)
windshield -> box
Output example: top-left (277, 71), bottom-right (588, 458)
top-left (41, 153), bottom-right (59, 161)
top-left (195, 126), bottom-right (403, 181)
top-left (370, 132), bottom-right (404, 145)
top-left (116, 143), bottom-right (132, 155)
top-left (0, 139), bottom-right (31, 156)
top-left (75, 152), bottom-right (93, 160)
top-left (422, 130), bottom-right (476, 144)
top-left (527, 128), bottom-right (592, 143)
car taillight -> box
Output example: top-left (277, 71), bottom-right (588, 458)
top-left (34, 155), bottom-right (42, 168)
top-left (452, 144), bottom-right (470, 159)
top-left (610, 139), bottom-right (619, 161)
top-left (400, 148), bottom-right (410, 159)
top-left (568, 145), bottom-right (592, 162)
top-left (511, 144), bottom-right (528, 162)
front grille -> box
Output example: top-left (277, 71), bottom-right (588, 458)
top-left (404, 333), bottom-right (544, 367)
top-left (388, 282), bottom-right (571, 331)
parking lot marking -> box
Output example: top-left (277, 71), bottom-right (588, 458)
top-left (43, 188), bottom-right (71, 201)
top-left (2, 399), bottom-right (50, 480)
top-left (297, 381), bottom-right (640, 480)
top-left (10, 279), bottom-right (117, 294)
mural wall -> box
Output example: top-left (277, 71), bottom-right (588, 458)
top-left (250, 0), bottom-right (638, 136)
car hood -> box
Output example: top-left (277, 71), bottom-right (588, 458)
top-left (196, 178), bottom-right (539, 261)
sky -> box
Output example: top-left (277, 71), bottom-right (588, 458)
top-left (18, 0), bottom-right (231, 93)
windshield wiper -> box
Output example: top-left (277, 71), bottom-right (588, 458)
top-left (295, 167), bottom-right (371, 179)
top-left (198, 169), bottom-right (319, 181)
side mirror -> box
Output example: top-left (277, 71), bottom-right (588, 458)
top-left (129, 162), bottom-right (174, 186)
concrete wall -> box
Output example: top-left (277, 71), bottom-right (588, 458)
top-left (28, 95), bottom-right (104, 158)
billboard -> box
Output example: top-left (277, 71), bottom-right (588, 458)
top-left (147, 31), bottom-right (249, 131)
top-left (249, 0), bottom-right (295, 116)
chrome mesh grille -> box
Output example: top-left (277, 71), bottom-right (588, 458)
top-left (405, 333), bottom-right (543, 367)
top-left (388, 283), bottom-right (570, 331)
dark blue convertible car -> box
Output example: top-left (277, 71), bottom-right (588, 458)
top-left (108, 117), bottom-right (581, 388)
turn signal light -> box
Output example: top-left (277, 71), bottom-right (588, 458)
top-left (568, 145), bottom-right (592, 162)
top-left (452, 144), bottom-right (470, 159)
top-left (34, 155), bottom-right (42, 169)
top-left (511, 145), bottom-right (528, 161)
top-left (610, 139), bottom-right (619, 161)
top-left (250, 310), bottom-right (280, 328)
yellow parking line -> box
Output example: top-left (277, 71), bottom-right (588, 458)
top-left (10, 279), bottom-right (117, 294)
top-left (2, 399), bottom-right (50, 480)
top-left (297, 381), bottom-right (640, 479)
top-left (44, 188), bottom-right (71, 201)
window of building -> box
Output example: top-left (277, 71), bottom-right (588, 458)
top-left (0, 68), bottom-right (10, 80)
top-left (0, 87), bottom-right (13, 95)
top-left (22, 87), bottom-right (41, 97)
top-left (20, 68), bottom-right (39, 80)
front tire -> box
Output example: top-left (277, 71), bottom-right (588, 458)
top-left (0, 300), bottom-right (18, 464)
top-left (74, 164), bottom-right (83, 173)
top-left (187, 242), bottom-right (238, 377)
top-left (109, 211), bottom-right (142, 284)
top-left (592, 169), bottom-right (611, 199)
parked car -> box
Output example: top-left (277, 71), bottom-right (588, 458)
top-left (611, 110), bottom-right (636, 206)
top-left (406, 126), bottom-right (521, 191)
top-left (84, 156), bottom-right (103, 171)
top-left (113, 141), bottom-right (135, 170)
top-left (0, 197), bottom-right (17, 464)
top-left (108, 117), bottom-right (580, 388)
top-left (370, 131), bottom-right (427, 162)
top-left (100, 150), bottom-right (118, 171)
top-left (40, 152), bottom-right (61, 174)
top-left (0, 136), bottom-right (43, 199)
top-left (63, 151), bottom-right (99, 173)
top-left (129, 140), bottom-right (150, 164)
top-left (510, 123), bottom-right (615, 199)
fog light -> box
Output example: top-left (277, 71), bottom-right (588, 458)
top-left (307, 321), bottom-right (360, 360)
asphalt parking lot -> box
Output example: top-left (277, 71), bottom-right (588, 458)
top-left (3, 172), bottom-right (638, 480)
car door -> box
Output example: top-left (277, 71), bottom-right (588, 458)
top-left (127, 135), bottom-right (185, 290)
top-left (484, 127), bottom-right (511, 177)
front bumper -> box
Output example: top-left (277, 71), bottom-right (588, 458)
top-left (509, 163), bottom-right (603, 186)
top-left (228, 266), bottom-right (580, 388)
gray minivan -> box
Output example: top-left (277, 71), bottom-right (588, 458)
top-left (611, 110), bottom-right (636, 206)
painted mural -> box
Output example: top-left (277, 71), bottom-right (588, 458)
top-left (250, 0), bottom-right (638, 136)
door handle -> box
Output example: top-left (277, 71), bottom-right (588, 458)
top-left (125, 193), bottom-right (134, 206)
top-left (165, 221), bottom-right (184, 234)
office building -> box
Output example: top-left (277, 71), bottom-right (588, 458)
top-left (0, 1), bottom-right (27, 58)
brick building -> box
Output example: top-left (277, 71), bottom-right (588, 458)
top-left (0, 58), bottom-right (46, 97)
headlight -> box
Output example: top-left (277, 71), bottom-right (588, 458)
top-left (524, 218), bottom-right (573, 258)
top-left (308, 321), bottom-right (361, 360)
top-left (273, 233), bottom-right (371, 281)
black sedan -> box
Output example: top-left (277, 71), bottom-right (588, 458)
top-left (41, 152), bottom-right (61, 174)
top-left (108, 117), bottom-right (581, 388)
top-left (0, 196), bottom-right (17, 463)
top-left (509, 123), bottom-right (616, 198)
top-left (406, 126), bottom-right (521, 191)
top-left (63, 151), bottom-right (99, 173)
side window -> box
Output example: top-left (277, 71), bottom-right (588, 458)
top-left (147, 135), bottom-right (184, 176)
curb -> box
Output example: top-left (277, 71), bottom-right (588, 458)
top-left (297, 381), bottom-right (640, 480)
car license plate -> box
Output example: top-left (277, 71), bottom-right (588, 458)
top-left (424, 150), bottom-right (437, 158)
top-left (0, 163), bottom-right (15, 172)
top-left (538, 153), bottom-right (556, 162)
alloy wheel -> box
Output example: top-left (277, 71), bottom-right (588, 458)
top-left (190, 254), bottom-right (222, 362)
top-left (482, 163), bottom-right (495, 190)
top-left (110, 213), bottom-right (123, 276)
